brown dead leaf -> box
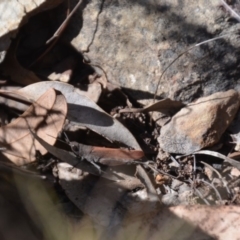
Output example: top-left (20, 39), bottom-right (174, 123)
top-left (119, 98), bottom-right (185, 114)
top-left (10, 81), bottom-right (139, 149)
top-left (91, 146), bottom-right (144, 166)
top-left (0, 88), bottom-right (67, 165)
top-left (228, 151), bottom-right (240, 160)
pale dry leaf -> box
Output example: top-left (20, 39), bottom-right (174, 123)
top-left (0, 81), bottom-right (102, 112)
top-left (16, 81), bottom-right (102, 103)
top-left (12, 81), bottom-right (139, 149)
top-left (0, 88), bottom-right (67, 165)
top-left (195, 150), bottom-right (240, 170)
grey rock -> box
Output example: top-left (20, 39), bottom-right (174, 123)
top-left (158, 90), bottom-right (240, 154)
top-left (65, 0), bottom-right (240, 104)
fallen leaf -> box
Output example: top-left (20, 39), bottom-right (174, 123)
top-left (228, 151), bottom-right (240, 160)
top-left (12, 81), bottom-right (139, 149)
top-left (0, 81), bottom-right (102, 112)
top-left (17, 81), bottom-right (102, 103)
top-left (0, 88), bottom-right (67, 165)
top-left (119, 98), bottom-right (185, 114)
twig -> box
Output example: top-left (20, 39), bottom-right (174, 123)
top-left (193, 155), bottom-right (196, 183)
top-left (220, 0), bottom-right (240, 22)
top-left (29, 0), bottom-right (82, 67)
top-left (153, 30), bottom-right (240, 102)
top-left (46, 0), bottom-right (82, 44)
top-left (170, 155), bottom-right (180, 167)
top-left (145, 162), bottom-right (180, 180)
top-left (136, 165), bottom-right (162, 204)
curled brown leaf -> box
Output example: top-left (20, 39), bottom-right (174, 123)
top-left (0, 88), bottom-right (67, 165)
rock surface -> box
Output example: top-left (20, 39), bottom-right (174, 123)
top-left (65, 0), bottom-right (240, 104)
top-left (158, 90), bottom-right (240, 154)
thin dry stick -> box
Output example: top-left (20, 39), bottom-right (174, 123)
top-left (153, 30), bottom-right (240, 103)
top-left (200, 179), bottom-right (223, 203)
top-left (46, 0), bottom-right (82, 44)
top-left (193, 155), bottom-right (196, 183)
top-left (136, 165), bottom-right (162, 204)
top-left (220, 0), bottom-right (240, 22)
top-left (29, 0), bottom-right (82, 67)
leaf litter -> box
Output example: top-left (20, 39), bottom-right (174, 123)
top-left (1, 1), bottom-right (240, 239)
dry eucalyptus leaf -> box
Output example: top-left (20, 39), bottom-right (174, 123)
top-left (119, 98), bottom-right (185, 114)
top-left (0, 88), bottom-right (33, 111)
top-left (13, 81), bottom-right (139, 149)
top-left (0, 88), bottom-right (67, 165)
top-left (228, 151), bottom-right (240, 160)
top-left (0, 81), bottom-right (102, 112)
top-left (16, 81), bottom-right (102, 104)
top-left (195, 150), bottom-right (240, 170)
